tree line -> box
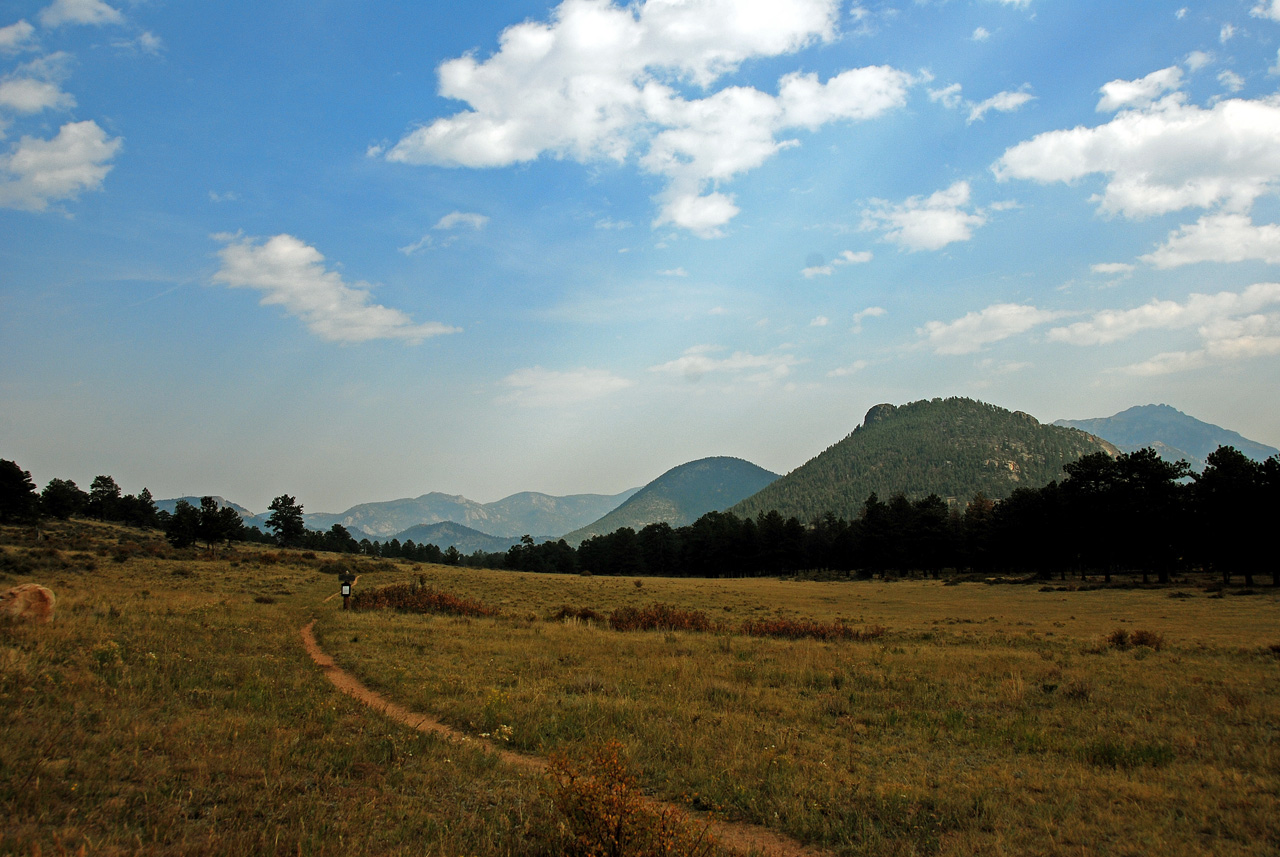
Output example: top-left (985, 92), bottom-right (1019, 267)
top-left (3, 445), bottom-right (1276, 585)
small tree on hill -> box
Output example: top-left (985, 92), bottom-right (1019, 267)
top-left (0, 459), bottom-right (41, 523)
top-left (266, 494), bottom-right (306, 547)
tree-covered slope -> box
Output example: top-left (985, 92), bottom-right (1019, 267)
top-left (564, 456), bottom-right (779, 545)
top-left (1055, 404), bottom-right (1278, 472)
top-left (730, 397), bottom-right (1116, 522)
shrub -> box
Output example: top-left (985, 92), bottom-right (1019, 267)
top-left (351, 577), bottom-right (499, 618)
top-left (550, 605), bottom-right (604, 623)
top-left (739, 618), bottom-right (887, 642)
top-left (1105, 628), bottom-right (1131, 649)
top-left (1130, 629), bottom-right (1165, 651)
top-left (608, 603), bottom-right (713, 633)
top-left (544, 740), bottom-right (715, 857)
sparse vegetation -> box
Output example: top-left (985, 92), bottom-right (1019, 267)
top-left (2, 519), bottom-right (1277, 857)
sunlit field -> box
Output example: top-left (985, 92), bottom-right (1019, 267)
top-left (3, 520), bottom-right (1277, 856)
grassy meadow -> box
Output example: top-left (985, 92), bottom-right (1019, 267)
top-left (2, 520), bottom-right (1278, 856)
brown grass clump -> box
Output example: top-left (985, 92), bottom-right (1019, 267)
top-left (544, 740), bottom-right (716, 857)
top-left (351, 577), bottom-right (499, 618)
top-left (739, 617), bottom-right (887, 642)
top-left (1107, 627), bottom-right (1166, 651)
top-left (550, 605), bottom-right (605, 623)
top-left (608, 603), bottom-right (714, 633)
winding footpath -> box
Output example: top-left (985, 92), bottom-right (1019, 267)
top-left (301, 620), bottom-right (831, 857)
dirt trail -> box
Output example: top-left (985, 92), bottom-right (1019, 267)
top-left (301, 621), bottom-right (831, 857)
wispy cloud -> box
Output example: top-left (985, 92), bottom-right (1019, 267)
top-left (919, 302), bottom-right (1061, 354)
top-left (851, 305), bottom-right (886, 333)
top-left (39, 0), bottom-right (124, 28)
top-left (212, 233), bottom-right (459, 344)
top-left (650, 344), bottom-right (801, 383)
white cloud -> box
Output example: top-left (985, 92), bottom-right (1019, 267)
top-left (810, 315), bottom-right (829, 326)
top-left (208, 190), bottom-right (238, 203)
top-left (968, 89), bottom-right (1034, 123)
top-left (1220, 23), bottom-right (1236, 44)
top-left (972, 27), bottom-right (991, 41)
top-left (658, 267), bottom-right (688, 276)
top-left (1254, 1), bottom-right (1280, 22)
top-left (1095, 66), bottom-right (1182, 112)
top-left (0, 77), bottom-right (73, 112)
top-left (1218, 70), bottom-right (1245, 92)
top-left (1047, 282), bottom-right (1280, 346)
top-left (992, 0), bottom-right (1032, 6)
top-left (995, 84), bottom-right (1280, 219)
top-left (919, 302), bottom-right (1060, 354)
top-left (862, 181), bottom-right (987, 251)
top-left (650, 344), bottom-right (801, 382)
top-left (1091, 262), bottom-right (1135, 275)
top-left (929, 82), bottom-right (963, 109)
top-left (827, 360), bottom-right (868, 377)
top-left (434, 210), bottom-right (489, 230)
top-left (384, 0), bottom-right (913, 237)
top-left (38, 0), bottom-right (123, 27)
top-left (595, 217), bottom-right (632, 230)
top-left (1116, 311), bottom-right (1280, 375)
top-left (0, 20), bottom-right (37, 54)
top-left (801, 248), bottom-right (871, 277)
top-left (499, 366), bottom-right (634, 407)
top-left (1141, 213), bottom-right (1280, 267)
top-left (112, 31), bottom-right (163, 55)
top-left (1185, 51), bottom-right (1213, 72)
top-left (851, 305), bottom-right (885, 333)
top-left (0, 119), bottom-right (120, 211)
top-left (212, 233), bottom-right (459, 344)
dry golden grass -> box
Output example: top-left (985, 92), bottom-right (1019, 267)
top-left (3, 521), bottom-right (1277, 857)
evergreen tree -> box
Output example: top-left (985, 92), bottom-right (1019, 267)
top-left (266, 494), bottom-right (306, 547)
top-left (41, 478), bottom-right (88, 520)
top-left (0, 459), bottom-right (41, 523)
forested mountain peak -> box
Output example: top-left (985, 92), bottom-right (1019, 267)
top-left (731, 397), bottom-right (1116, 523)
top-left (564, 456), bottom-right (779, 545)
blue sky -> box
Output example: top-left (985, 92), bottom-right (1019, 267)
top-left (4, 0), bottom-right (1280, 514)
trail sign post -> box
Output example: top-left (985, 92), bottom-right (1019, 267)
top-left (339, 572), bottom-right (355, 610)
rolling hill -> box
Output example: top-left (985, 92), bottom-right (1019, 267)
top-left (389, 521), bottom-right (524, 555)
top-left (564, 456), bottom-right (780, 545)
top-left (1054, 404), bottom-right (1278, 472)
top-left (730, 397), bottom-right (1116, 523)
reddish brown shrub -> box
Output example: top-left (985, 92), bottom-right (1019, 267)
top-left (351, 578), bottom-right (498, 618)
top-left (740, 618), bottom-right (887, 642)
top-left (545, 740), bottom-right (715, 857)
top-left (608, 603), bottom-right (713, 633)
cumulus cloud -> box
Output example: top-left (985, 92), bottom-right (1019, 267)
top-left (1117, 312), bottom-right (1280, 375)
top-left (0, 119), bottom-right (120, 211)
top-left (1091, 262), bottom-right (1135, 275)
top-left (383, 0), bottom-right (913, 237)
top-left (800, 248), bottom-right (871, 276)
top-left (499, 366), bottom-right (633, 407)
top-left (38, 0), bottom-right (123, 28)
top-left (0, 52), bottom-right (76, 113)
top-left (827, 360), bottom-right (868, 377)
top-left (919, 302), bottom-right (1060, 354)
top-left (112, 31), bottom-right (163, 55)
top-left (212, 233), bottom-right (459, 344)
top-left (967, 88), bottom-right (1035, 123)
top-left (1218, 70), bottom-right (1245, 93)
top-left (1095, 66), bottom-right (1182, 112)
top-left (862, 181), bottom-right (987, 251)
top-left (0, 20), bottom-right (37, 54)
top-left (1142, 213), bottom-right (1280, 267)
top-left (995, 80), bottom-right (1280, 219)
top-left (1046, 282), bottom-right (1280, 346)
top-left (1254, 1), bottom-right (1280, 22)
top-left (1185, 51), bottom-right (1213, 72)
top-left (810, 315), bottom-right (829, 326)
top-left (972, 27), bottom-right (991, 41)
top-left (650, 344), bottom-right (801, 382)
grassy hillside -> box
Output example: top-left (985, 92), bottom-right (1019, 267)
top-left (4, 519), bottom-right (1275, 856)
top-left (732, 397), bottom-right (1116, 522)
top-left (564, 456), bottom-right (778, 545)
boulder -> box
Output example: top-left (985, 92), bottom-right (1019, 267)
top-left (0, 583), bottom-right (56, 623)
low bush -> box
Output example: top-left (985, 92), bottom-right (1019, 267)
top-left (544, 740), bottom-right (716, 857)
top-left (550, 605), bottom-right (604, 623)
top-left (351, 577), bottom-right (499, 618)
top-left (608, 603), bottom-right (714, 633)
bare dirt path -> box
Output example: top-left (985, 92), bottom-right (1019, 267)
top-left (300, 620), bottom-right (832, 857)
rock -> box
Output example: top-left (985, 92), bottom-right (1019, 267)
top-left (0, 583), bottom-right (56, 623)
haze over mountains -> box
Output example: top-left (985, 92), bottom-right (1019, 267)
top-left (158, 398), bottom-right (1276, 552)
top-left (1054, 404), bottom-right (1279, 473)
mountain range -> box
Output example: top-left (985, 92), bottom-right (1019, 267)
top-left (1054, 404), bottom-right (1279, 472)
top-left (158, 398), bottom-right (1276, 552)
